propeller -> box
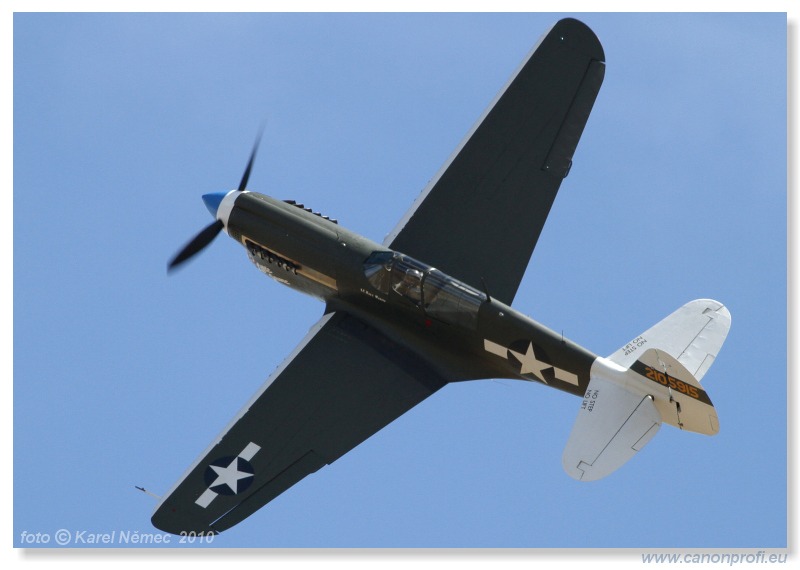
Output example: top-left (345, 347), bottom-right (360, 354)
top-left (237, 132), bottom-right (260, 193)
top-left (167, 132), bottom-right (262, 272)
top-left (167, 219), bottom-right (225, 271)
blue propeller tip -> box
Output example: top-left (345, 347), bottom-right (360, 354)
top-left (202, 192), bottom-right (228, 218)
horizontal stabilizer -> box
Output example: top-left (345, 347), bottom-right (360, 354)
top-left (608, 299), bottom-right (731, 381)
top-left (563, 362), bottom-right (661, 481)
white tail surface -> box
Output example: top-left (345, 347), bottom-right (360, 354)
top-left (607, 299), bottom-right (731, 381)
top-left (632, 348), bottom-right (719, 435)
top-left (562, 358), bottom-right (661, 481)
top-left (563, 299), bottom-right (730, 481)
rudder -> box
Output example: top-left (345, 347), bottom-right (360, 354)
top-left (632, 348), bottom-right (719, 435)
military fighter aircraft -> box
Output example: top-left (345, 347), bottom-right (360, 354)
top-left (153, 18), bottom-right (730, 535)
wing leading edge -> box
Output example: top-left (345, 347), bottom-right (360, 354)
top-left (152, 312), bottom-right (447, 534)
top-left (386, 18), bottom-right (605, 305)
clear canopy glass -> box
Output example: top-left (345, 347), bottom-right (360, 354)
top-left (363, 251), bottom-right (487, 328)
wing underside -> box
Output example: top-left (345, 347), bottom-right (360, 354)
top-left (152, 312), bottom-right (447, 534)
top-left (386, 18), bottom-right (605, 305)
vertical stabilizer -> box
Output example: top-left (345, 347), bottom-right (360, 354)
top-left (631, 348), bottom-right (719, 435)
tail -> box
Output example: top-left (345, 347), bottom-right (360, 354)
top-left (562, 299), bottom-right (731, 481)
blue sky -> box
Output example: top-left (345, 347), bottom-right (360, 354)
top-left (12, 11), bottom-right (788, 553)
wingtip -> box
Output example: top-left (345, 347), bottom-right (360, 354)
top-left (551, 18), bottom-right (606, 63)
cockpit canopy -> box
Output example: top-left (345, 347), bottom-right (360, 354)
top-left (363, 251), bottom-right (487, 329)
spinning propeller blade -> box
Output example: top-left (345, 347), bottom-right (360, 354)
top-left (238, 134), bottom-right (261, 192)
top-left (167, 219), bottom-right (224, 272)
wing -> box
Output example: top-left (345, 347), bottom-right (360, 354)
top-left (385, 18), bottom-right (605, 305)
top-left (152, 312), bottom-right (447, 534)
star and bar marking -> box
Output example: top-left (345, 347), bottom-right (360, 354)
top-left (484, 339), bottom-right (580, 386)
top-left (196, 442), bottom-right (261, 508)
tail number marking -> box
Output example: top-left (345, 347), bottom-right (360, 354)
top-left (643, 366), bottom-right (700, 399)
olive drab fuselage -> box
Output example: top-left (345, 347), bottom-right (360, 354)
top-left (226, 190), bottom-right (596, 394)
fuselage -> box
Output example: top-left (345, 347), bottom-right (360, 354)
top-left (217, 189), bottom-right (597, 396)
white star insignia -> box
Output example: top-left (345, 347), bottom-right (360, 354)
top-left (509, 342), bottom-right (550, 382)
top-left (196, 442), bottom-right (262, 508)
top-left (208, 458), bottom-right (253, 494)
top-left (484, 339), bottom-right (580, 387)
